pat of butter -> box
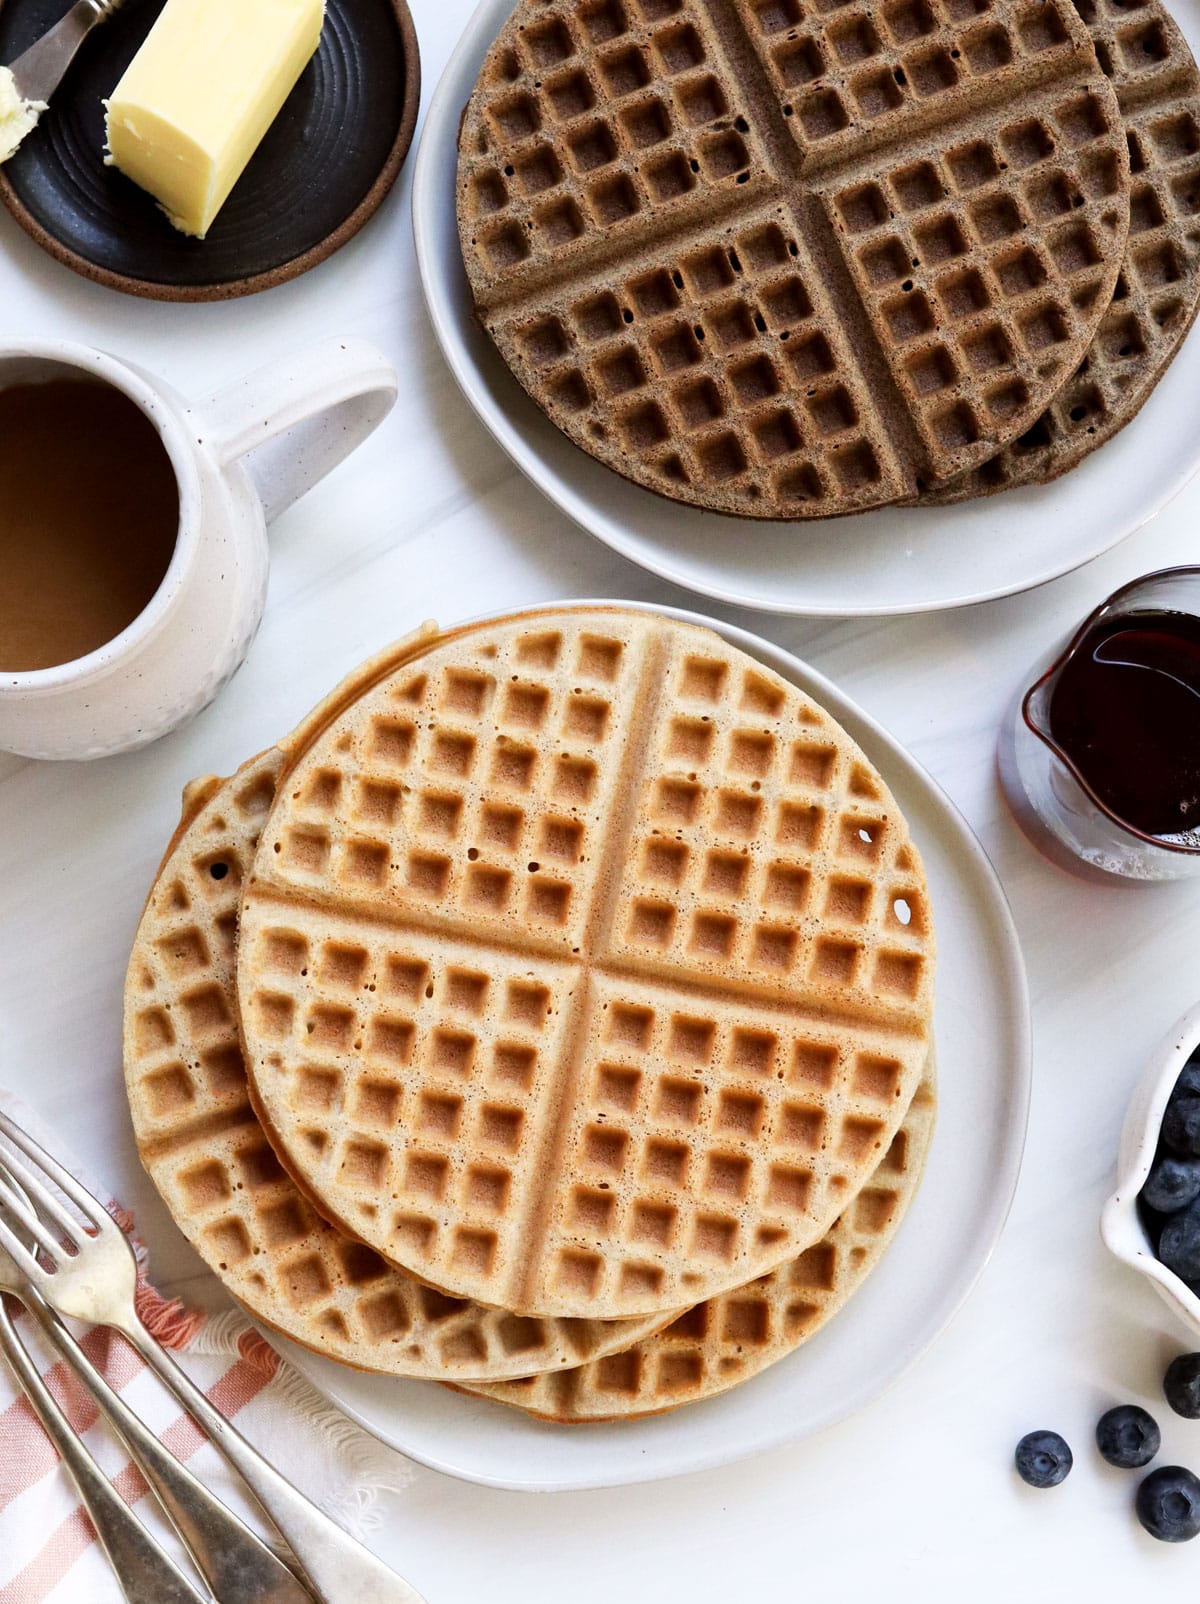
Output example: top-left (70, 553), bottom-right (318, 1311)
top-left (104, 0), bottom-right (325, 239)
top-left (0, 65), bottom-right (45, 163)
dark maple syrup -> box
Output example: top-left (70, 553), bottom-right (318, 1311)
top-left (1048, 609), bottom-right (1200, 839)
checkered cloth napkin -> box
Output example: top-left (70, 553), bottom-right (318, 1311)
top-left (0, 1094), bottom-right (413, 1604)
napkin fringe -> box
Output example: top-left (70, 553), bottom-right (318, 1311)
top-left (264, 1342), bottom-right (417, 1531)
top-left (189, 1309), bottom-right (415, 1533)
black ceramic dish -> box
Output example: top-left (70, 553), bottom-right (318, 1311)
top-left (0, 0), bottom-right (420, 299)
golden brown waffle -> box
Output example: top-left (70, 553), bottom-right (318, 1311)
top-left (123, 748), bottom-right (672, 1379)
top-left (462, 1070), bottom-right (935, 1420)
top-left (238, 607), bottom-right (935, 1320)
top-left (920, 0), bottom-right (1200, 500)
top-left (456, 0), bottom-right (1130, 518)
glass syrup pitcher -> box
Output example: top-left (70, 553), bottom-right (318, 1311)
top-left (998, 567), bottom-right (1200, 883)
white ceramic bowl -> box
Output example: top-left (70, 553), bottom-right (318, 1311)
top-left (1102, 1001), bottom-right (1200, 1337)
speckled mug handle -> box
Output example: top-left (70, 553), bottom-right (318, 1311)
top-left (199, 336), bottom-right (397, 522)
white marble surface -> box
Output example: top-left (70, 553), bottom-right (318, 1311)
top-left (3, 0), bottom-right (1200, 1592)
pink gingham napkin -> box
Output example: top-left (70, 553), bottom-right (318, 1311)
top-left (0, 1094), bottom-right (413, 1604)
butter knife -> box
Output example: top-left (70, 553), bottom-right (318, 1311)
top-left (8, 0), bottom-right (123, 108)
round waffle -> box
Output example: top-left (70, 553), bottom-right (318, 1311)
top-left (237, 607), bottom-right (936, 1320)
top-left (461, 1068), bottom-right (935, 1420)
top-left (919, 0), bottom-right (1200, 501)
top-left (456, 0), bottom-right (1130, 519)
top-left (123, 747), bottom-right (672, 1379)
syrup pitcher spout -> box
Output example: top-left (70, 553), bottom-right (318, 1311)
top-left (1000, 566), bottom-right (1200, 883)
top-left (1021, 654), bottom-right (1061, 748)
top-left (1019, 584), bottom-right (1112, 755)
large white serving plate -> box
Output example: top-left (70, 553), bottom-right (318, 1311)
top-left (262, 602), bottom-right (1030, 1490)
top-left (412, 0), bottom-right (1200, 617)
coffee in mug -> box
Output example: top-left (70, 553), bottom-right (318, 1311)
top-left (0, 336), bottom-right (396, 760)
top-left (0, 378), bottom-right (179, 672)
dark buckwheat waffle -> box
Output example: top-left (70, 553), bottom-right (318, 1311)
top-left (456, 0), bottom-right (1130, 518)
top-left (124, 747), bottom-right (672, 1379)
top-left (919, 0), bottom-right (1200, 501)
top-left (462, 1069), bottom-right (934, 1420)
top-left (237, 607), bottom-right (935, 1321)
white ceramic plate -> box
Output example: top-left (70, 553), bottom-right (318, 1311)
top-left (412, 0), bottom-right (1200, 618)
top-left (260, 601), bottom-right (1031, 1490)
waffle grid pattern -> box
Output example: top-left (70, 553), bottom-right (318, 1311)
top-left (458, 0), bottom-right (1131, 517)
top-left (735, 0), bottom-right (1083, 166)
top-left (267, 613), bottom-right (650, 952)
top-left (467, 1077), bottom-right (936, 1419)
top-left (492, 199), bottom-right (908, 510)
top-left (461, 0), bottom-right (774, 293)
top-left (921, 0), bottom-right (1200, 499)
top-left (244, 916), bottom-right (581, 1292)
top-left (603, 630), bottom-right (933, 1018)
top-left (828, 79), bottom-right (1129, 469)
top-left (239, 612), bottom-right (935, 1319)
top-left (124, 750), bottom-right (671, 1380)
top-left (534, 972), bottom-right (927, 1309)
top-left (126, 761), bottom-right (277, 1149)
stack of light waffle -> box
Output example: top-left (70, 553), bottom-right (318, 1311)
top-left (456, 0), bottom-right (1200, 518)
top-left (123, 607), bottom-right (937, 1422)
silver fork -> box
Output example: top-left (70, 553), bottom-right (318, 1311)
top-left (0, 1112), bottom-right (428, 1604)
top-left (0, 1292), bottom-right (208, 1604)
top-left (0, 1233), bottom-right (315, 1604)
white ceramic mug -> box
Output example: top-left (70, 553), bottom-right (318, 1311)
top-left (0, 336), bottom-right (397, 760)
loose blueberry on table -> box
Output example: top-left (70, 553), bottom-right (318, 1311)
top-left (1015, 1431), bottom-right (1073, 1488)
top-left (1135, 1467), bottom-right (1200, 1543)
top-left (1096, 1405), bottom-right (1161, 1469)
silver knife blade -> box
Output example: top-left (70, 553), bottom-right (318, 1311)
top-left (8, 0), bottom-right (123, 107)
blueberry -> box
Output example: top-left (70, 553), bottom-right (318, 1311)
top-left (1015, 1430), bottom-right (1073, 1488)
top-left (1136, 1466), bottom-right (1200, 1542)
top-left (1175, 1057), bottom-right (1200, 1097)
top-left (1142, 1155), bottom-right (1200, 1213)
top-left (1159, 1199), bottom-right (1200, 1280)
top-left (1096, 1405), bottom-right (1160, 1468)
top-left (1170, 1063), bottom-right (1200, 1105)
top-left (1163, 1095), bottom-right (1200, 1155)
top-left (1165, 1354), bottom-right (1200, 1419)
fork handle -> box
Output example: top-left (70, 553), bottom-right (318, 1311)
top-left (125, 1319), bottom-right (428, 1604)
top-left (0, 1300), bottom-right (207, 1604)
top-left (21, 1289), bottom-right (315, 1604)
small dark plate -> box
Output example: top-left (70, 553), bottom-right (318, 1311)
top-left (0, 0), bottom-right (420, 299)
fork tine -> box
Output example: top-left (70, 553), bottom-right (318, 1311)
top-left (0, 1172), bottom-right (66, 1264)
top-left (0, 1202), bottom-right (52, 1284)
top-left (0, 1112), bottom-right (109, 1229)
top-left (0, 1152), bottom-right (88, 1246)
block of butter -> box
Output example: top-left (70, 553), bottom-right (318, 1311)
top-left (104, 0), bottom-right (325, 239)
